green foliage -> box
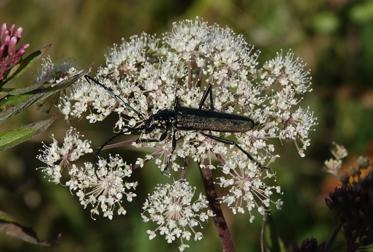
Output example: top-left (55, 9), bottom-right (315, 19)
top-left (0, 118), bottom-right (55, 151)
top-left (0, 70), bottom-right (86, 122)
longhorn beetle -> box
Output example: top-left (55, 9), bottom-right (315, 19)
top-left (84, 75), bottom-right (264, 169)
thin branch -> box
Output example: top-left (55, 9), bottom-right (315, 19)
top-left (260, 214), bottom-right (267, 252)
top-left (199, 159), bottom-right (236, 252)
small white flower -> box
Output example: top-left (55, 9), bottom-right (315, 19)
top-left (66, 154), bottom-right (137, 220)
top-left (324, 142), bottom-right (348, 177)
top-left (141, 180), bottom-right (213, 251)
top-left (37, 127), bottom-right (92, 183)
top-left (324, 158), bottom-right (342, 176)
top-left (331, 142), bottom-right (348, 160)
top-left (218, 152), bottom-right (282, 222)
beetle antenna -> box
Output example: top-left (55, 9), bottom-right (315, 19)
top-left (84, 75), bottom-right (145, 120)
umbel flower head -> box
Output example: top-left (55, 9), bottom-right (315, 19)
top-left (66, 155), bottom-right (137, 220)
top-left (38, 18), bottom-right (317, 250)
top-left (218, 150), bottom-right (282, 222)
top-left (141, 180), bottom-right (213, 251)
top-left (0, 23), bottom-right (29, 81)
top-left (37, 127), bottom-right (93, 183)
top-left (59, 18), bottom-right (316, 171)
top-left (37, 128), bottom-right (137, 220)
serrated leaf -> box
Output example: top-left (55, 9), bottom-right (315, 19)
top-left (0, 210), bottom-right (54, 246)
top-left (0, 93), bottom-right (34, 110)
top-left (0, 70), bottom-right (86, 122)
top-left (0, 118), bottom-right (55, 151)
top-left (0, 93), bottom-right (45, 122)
top-left (0, 68), bottom-right (84, 96)
top-left (1, 82), bottom-right (45, 96)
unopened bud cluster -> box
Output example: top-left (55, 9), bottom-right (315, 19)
top-left (0, 23), bottom-right (29, 80)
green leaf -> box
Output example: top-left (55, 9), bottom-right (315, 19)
top-left (0, 93), bottom-right (45, 122)
top-left (0, 93), bottom-right (34, 109)
top-left (0, 118), bottom-right (55, 151)
top-left (0, 210), bottom-right (54, 246)
top-left (0, 70), bottom-right (87, 122)
top-left (1, 82), bottom-right (45, 96)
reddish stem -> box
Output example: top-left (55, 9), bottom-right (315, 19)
top-left (199, 161), bottom-right (236, 252)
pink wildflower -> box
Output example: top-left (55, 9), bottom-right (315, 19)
top-left (0, 23), bottom-right (29, 81)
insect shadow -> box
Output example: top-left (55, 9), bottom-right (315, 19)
top-left (84, 75), bottom-right (264, 169)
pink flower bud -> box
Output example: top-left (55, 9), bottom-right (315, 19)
top-left (9, 24), bottom-right (15, 35)
top-left (0, 23), bottom-right (7, 40)
top-left (15, 44), bottom-right (29, 58)
top-left (16, 48), bottom-right (25, 57)
top-left (3, 35), bottom-right (10, 45)
top-left (15, 27), bottom-right (23, 39)
top-left (8, 36), bottom-right (17, 55)
top-left (21, 43), bottom-right (29, 50)
top-left (0, 22), bottom-right (29, 81)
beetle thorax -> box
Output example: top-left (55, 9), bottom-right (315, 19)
top-left (145, 110), bottom-right (175, 132)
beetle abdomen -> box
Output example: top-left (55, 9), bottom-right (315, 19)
top-left (175, 107), bottom-right (254, 132)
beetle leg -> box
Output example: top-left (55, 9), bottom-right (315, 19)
top-left (175, 96), bottom-right (181, 108)
top-left (85, 75), bottom-right (145, 120)
top-left (198, 84), bottom-right (214, 110)
top-left (96, 125), bottom-right (140, 156)
top-left (96, 132), bottom-right (124, 156)
top-left (200, 132), bottom-right (266, 170)
top-left (158, 129), bottom-right (177, 175)
top-left (171, 129), bottom-right (177, 153)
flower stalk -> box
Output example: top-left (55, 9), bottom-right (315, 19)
top-left (200, 160), bottom-right (235, 252)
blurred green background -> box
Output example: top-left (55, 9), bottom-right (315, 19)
top-left (1, 0), bottom-right (373, 251)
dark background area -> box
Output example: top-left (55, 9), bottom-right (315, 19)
top-left (1, 0), bottom-right (373, 251)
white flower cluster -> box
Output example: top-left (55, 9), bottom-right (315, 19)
top-left (142, 180), bottom-right (213, 251)
top-left (324, 142), bottom-right (348, 177)
top-left (218, 151), bottom-right (282, 222)
top-left (37, 128), bottom-right (136, 219)
top-left (59, 19), bottom-right (316, 169)
top-left (37, 18), bottom-right (317, 250)
top-left (66, 155), bottom-right (137, 220)
top-left (37, 127), bottom-right (93, 183)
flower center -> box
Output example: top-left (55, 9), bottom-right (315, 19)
top-left (235, 175), bottom-right (252, 190)
top-left (166, 203), bottom-right (183, 221)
